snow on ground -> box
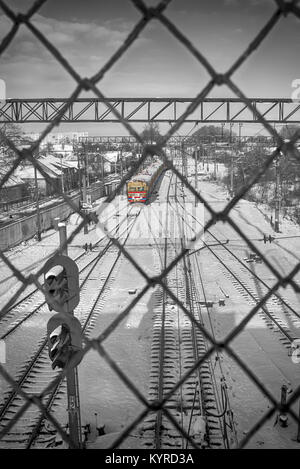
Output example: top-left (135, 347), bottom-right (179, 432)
top-left (184, 159), bottom-right (300, 448)
top-left (1, 159), bottom-right (300, 449)
top-left (0, 194), bottom-right (132, 402)
top-left (76, 250), bottom-right (158, 447)
top-left (0, 195), bottom-right (130, 308)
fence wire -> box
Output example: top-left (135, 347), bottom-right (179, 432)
top-left (0, 0), bottom-right (299, 450)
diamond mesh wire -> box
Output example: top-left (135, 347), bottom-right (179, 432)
top-left (0, 0), bottom-right (300, 449)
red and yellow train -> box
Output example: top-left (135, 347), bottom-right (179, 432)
top-left (127, 160), bottom-right (165, 203)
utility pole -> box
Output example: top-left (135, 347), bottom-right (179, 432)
top-left (181, 142), bottom-right (185, 190)
top-left (213, 156), bottom-right (217, 180)
top-left (221, 123), bottom-right (225, 140)
top-left (101, 155), bottom-right (105, 197)
top-left (60, 154), bottom-right (64, 194)
top-left (120, 147), bottom-right (124, 196)
top-left (34, 147), bottom-right (42, 242)
top-left (229, 123), bottom-right (235, 196)
top-left (86, 148), bottom-right (90, 189)
top-left (58, 223), bottom-right (82, 449)
top-left (230, 123), bottom-right (234, 144)
top-left (82, 145), bottom-right (87, 205)
top-left (239, 123), bottom-right (243, 149)
top-left (82, 145), bottom-right (88, 235)
top-left (34, 166), bottom-right (42, 241)
top-left (77, 150), bottom-right (83, 201)
top-left (120, 147), bottom-right (123, 180)
top-left (213, 137), bottom-right (217, 180)
top-left (230, 156), bottom-right (234, 196)
top-left (82, 154), bottom-right (87, 204)
top-left (194, 148), bottom-right (198, 206)
top-left (274, 155), bottom-right (281, 233)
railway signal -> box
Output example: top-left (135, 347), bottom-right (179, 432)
top-left (43, 254), bottom-right (82, 369)
top-left (43, 253), bottom-right (83, 448)
top-left (43, 255), bottom-right (80, 313)
top-left (47, 312), bottom-right (83, 370)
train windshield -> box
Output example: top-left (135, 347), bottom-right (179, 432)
top-left (128, 182), bottom-right (146, 191)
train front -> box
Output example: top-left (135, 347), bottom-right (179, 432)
top-left (127, 177), bottom-right (148, 203)
top-left (127, 158), bottom-right (163, 203)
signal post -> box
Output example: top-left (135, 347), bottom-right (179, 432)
top-left (59, 223), bottom-right (82, 448)
top-left (44, 224), bottom-right (83, 448)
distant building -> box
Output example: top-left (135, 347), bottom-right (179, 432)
top-left (101, 150), bottom-right (134, 173)
top-left (102, 151), bottom-right (119, 173)
top-left (16, 162), bottom-right (61, 196)
top-left (0, 171), bottom-right (27, 206)
top-left (16, 155), bottom-right (79, 196)
top-left (25, 132), bottom-right (89, 147)
top-left (51, 144), bottom-right (74, 158)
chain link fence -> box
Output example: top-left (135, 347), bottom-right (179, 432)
top-left (0, 0), bottom-right (300, 449)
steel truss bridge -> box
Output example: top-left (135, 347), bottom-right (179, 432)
top-left (1, 98), bottom-right (300, 124)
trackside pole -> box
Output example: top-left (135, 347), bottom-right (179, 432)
top-left (58, 223), bottom-right (68, 256)
top-left (101, 155), bottom-right (105, 196)
top-left (83, 145), bottom-right (88, 235)
top-left (34, 157), bottom-right (42, 242)
top-left (230, 156), bottom-right (234, 196)
top-left (278, 384), bottom-right (288, 427)
top-left (194, 149), bottom-right (198, 207)
top-left (181, 142), bottom-right (185, 191)
top-left (58, 223), bottom-right (82, 449)
top-left (274, 156), bottom-right (280, 233)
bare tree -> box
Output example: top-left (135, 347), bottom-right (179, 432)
top-left (140, 122), bottom-right (163, 145)
top-left (0, 123), bottom-right (24, 172)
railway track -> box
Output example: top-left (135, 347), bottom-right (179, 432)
top-left (141, 169), bottom-right (231, 448)
top-left (174, 176), bottom-right (235, 448)
top-left (205, 245), bottom-right (299, 350)
top-left (0, 207), bottom-right (141, 448)
top-left (189, 248), bottom-right (238, 448)
top-left (174, 191), bottom-right (300, 353)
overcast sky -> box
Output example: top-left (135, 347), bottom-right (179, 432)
top-left (1, 0), bottom-right (299, 135)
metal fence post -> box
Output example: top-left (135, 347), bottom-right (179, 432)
top-left (279, 384), bottom-right (288, 427)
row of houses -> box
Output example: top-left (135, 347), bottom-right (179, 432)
top-left (0, 150), bottom-right (137, 207)
top-left (0, 154), bottom-right (80, 208)
top-left (17, 155), bottom-right (79, 196)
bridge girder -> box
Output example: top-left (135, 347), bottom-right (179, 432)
top-left (0, 98), bottom-right (300, 124)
